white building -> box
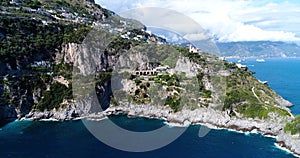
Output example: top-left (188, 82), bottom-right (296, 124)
top-left (41, 20), bottom-right (48, 25)
top-left (137, 35), bottom-right (144, 39)
top-left (46, 9), bottom-right (57, 14)
top-left (121, 34), bottom-right (129, 39)
top-left (145, 30), bottom-right (152, 35)
top-left (236, 63), bottom-right (247, 69)
top-left (189, 45), bottom-right (201, 53)
top-left (219, 57), bottom-right (226, 61)
top-left (10, 0), bottom-right (22, 5)
top-left (154, 66), bottom-right (170, 71)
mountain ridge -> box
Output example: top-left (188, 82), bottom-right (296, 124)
top-left (149, 27), bottom-right (300, 57)
top-left (217, 41), bottom-right (300, 58)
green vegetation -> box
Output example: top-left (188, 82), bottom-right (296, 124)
top-left (0, 0), bottom-right (114, 113)
top-left (129, 72), bottom-right (182, 112)
top-left (223, 64), bottom-right (291, 119)
top-left (230, 91), bottom-right (290, 119)
top-left (0, 0), bottom-right (292, 123)
top-left (0, 5), bottom-right (91, 110)
top-left (108, 38), bottom-right (137, 55)
top-left (196, 73), bottom-right (212, 98)
top-left (157, 45), bottom-right (180, 68)
top-left (0, 74), bottom-right (49, 107)
top-left (134, 78), bottom-right (142, 85)
top-left (0, 1), bottom-right (9, 6)
top-left (132, 81), bottom-right (151, 104)
top-left (63, 24), bottom-right (91, 44)
top-left (176, 46), bottom-right (206, 64)
top-left (108, 28), bottom-right (160, 55)
top-left (0, 16), bottom-right (63, 62)
top-left (224, 62), bottom-right (237, 69)
top-left (0, 16), bottom-right (90, 65)
top-left (237, 103), bottom-right (268, 119)
top-left (95, 72), bottom-right (112, 87)
top-left (44, 0), bottom-right (95, 19)
top-left (29, 0), bottom-right (42, 9)
top-left (285, 116), bottom-right (300, 135)
top-left (126, 44), bottom-right (179, 68)
top-left (53, 63), bottom-right (73, 79)
top-left (165, 96), bottom-right (181, 112)
top-left (35, 83), bottom-right (72, 111)
top-left (224, 89), bottom-right (257, 111)
top-left (268, 105), bottom-right (291, 117)
top-left (155, 74), bottom-right (180, 86)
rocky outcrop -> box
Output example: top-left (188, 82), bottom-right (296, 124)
top-left (275, 97), bottom-right (294, 107)
top-left (24, 95), bottom-right (100, 120)
top-left (174, 57), bottom-right (202, 77)
top-left (63, 43), bottom-right (106, 75)
top-left (102, 104), bottom-right (288, 135)
top-left (115, 51), bottom-right (151, 71)
top-left (277, 132), bottom-right (300, 157)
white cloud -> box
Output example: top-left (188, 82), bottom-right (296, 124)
top-left (119, 7), bottom-right (206, 35)
top-left (96, 0), bottom-right (300, 42)
top-left (183, 33), bottom-right (209, 41)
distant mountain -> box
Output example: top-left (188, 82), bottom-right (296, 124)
top-left (148, 27), bottom-right (219, 55)
top-left (148, 28), bottom-right (300, 58)
top-left (148, 27), bottom-right (189, 45)
top-left (217, 41), bottom-right (300, 58)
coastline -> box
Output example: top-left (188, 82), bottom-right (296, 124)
top-left (16, 104), bottom-right (300, 157)
top-left (102, 105), bottom-right (300, 157)
top-left (276, 143), bottom-right (300, 158)
top-left (224, 56), bottom-right (300, 59)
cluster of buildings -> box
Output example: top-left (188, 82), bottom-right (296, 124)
top-left (7, 0), bottom-right (96, 25)
top-left (133, 65), bottom-right (170, 76)
top-left (120, 32), bottom-right (146, 41)
top-left (120, 29), bottom-right (165, 44)
top-left (6, 0), bottom-right (157, 40)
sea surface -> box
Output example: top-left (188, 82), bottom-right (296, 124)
top-left (0, 58), bottom-right (299, 158)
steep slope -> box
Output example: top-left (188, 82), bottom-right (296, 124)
top-left (0, 0), bottom-right (164, 119)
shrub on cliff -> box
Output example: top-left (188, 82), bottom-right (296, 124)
top-left (35, 83), bottom-right (72, 111)
top-left (285, 116), bottom-right (300, 135)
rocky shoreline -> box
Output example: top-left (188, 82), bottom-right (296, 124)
top-left (21, 103), bottom-right (300, 157)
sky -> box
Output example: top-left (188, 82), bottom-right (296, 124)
top-left (96, 0), bottom-right (300, 43)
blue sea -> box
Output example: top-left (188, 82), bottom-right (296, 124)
top-left (0, 58), bottom-right (299, 158)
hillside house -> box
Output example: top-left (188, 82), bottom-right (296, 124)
top-left (189, 44), bottom-right (201, 53)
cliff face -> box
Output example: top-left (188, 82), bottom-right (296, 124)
top-left (0, 0), bottom-right (151, 120)
top-left (0, 0), bottom-right (294, 122)
top-left (0, 23), bottom-right (293, 122)
top-left (18, 36), bottom-right (111, 119)
top-left (0, 0), bottom-right (101, 119)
